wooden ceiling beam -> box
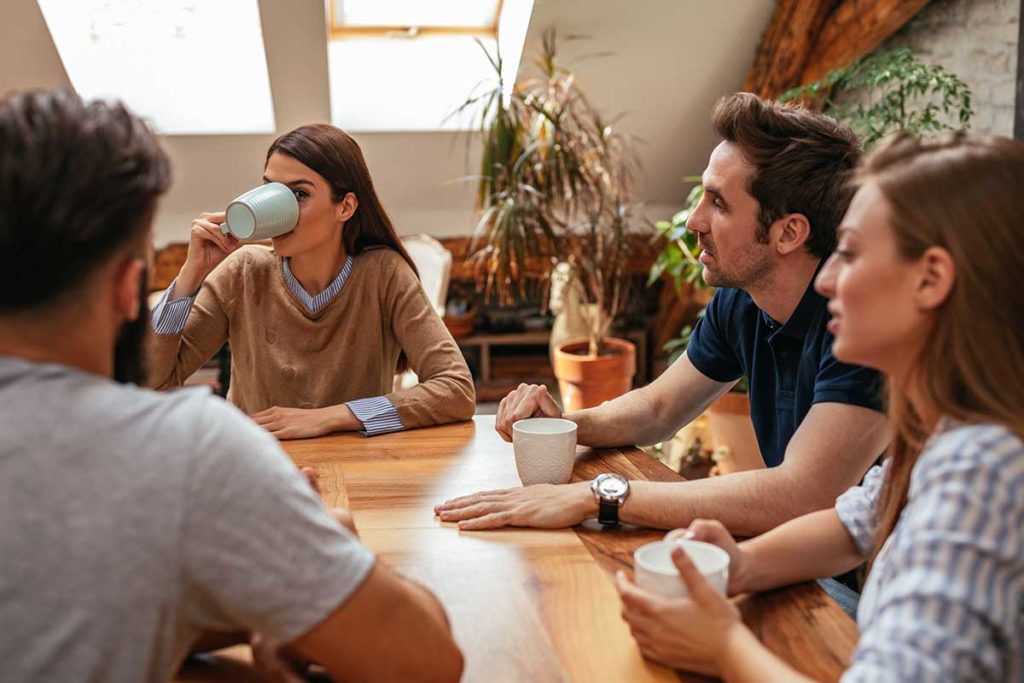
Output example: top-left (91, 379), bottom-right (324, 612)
top-left (800, 0), bottom-right (932, 84)
top-left (744, 0), bottom-right (933, 100)
top-left (743, 0), bottom-right (835, 99)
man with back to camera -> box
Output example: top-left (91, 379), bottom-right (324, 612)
top-left (0, 89), bottom-right (462, 682)
top-left (437, 93), bottom-right (889, 544)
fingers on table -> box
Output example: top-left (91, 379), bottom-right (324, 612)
top-left (456, 511), bottom-right (514, 530)
top-left (434, 489), bottom-right (510, 513)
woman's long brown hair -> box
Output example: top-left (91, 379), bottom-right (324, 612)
top-left (266, 124), bottom-right (419, 372)
top-left (862, 132), bottom-right (1024, 564)
top-left (266, 123), bottom-right (418, 277)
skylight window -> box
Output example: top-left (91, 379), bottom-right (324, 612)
top-left (327, 0), bottom-right (534, 132)
top-left (37, 0), bottom-right (276, 135)
top-left (331, 0), bottom-right (500, 32)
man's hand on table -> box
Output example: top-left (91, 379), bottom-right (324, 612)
top-left (495, 384), bottom-right (565, 442)
top-left (301, 466), bottom-right (359, 537)
top-left (246, 468), bottom-right (361, 681)
top-left (250, 634), bottom-right (314, 683)
top-left (434, 482), bottom-right (597, 529)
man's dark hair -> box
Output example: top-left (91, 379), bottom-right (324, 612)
top-left (0, 89), bottom-right (171, 313)
top-left (711, 92), bottom-right (860, 258)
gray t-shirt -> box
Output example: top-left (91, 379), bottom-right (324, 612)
top-left (0, 357), bottom-right (375, 682)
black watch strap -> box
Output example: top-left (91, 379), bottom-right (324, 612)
top-left (598, 499), bottom-right (620, 526)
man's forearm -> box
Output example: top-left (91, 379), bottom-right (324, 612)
top-left (617, 467), bottom-right (843, 537)
top-left (615, 403), bottom-right (887, 536)
top-left (569, 387), bottom-right (702, 448)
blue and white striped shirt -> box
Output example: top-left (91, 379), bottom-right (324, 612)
top-left (836, 422), bottom-right (1024, 682)
top-left (150, 255), bottom-right (403, 436)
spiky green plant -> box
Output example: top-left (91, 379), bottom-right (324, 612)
top-left (456, 31), bottom-right (639, 356)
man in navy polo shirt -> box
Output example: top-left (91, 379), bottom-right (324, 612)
top-left (436, 93), bottom-right (888, 537)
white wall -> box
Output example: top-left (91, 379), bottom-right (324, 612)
top-left (0, 0), bottom-right (782, 247)
top-left (878, 0), bottom-right (1020, 136)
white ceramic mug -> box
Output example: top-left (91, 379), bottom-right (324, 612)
top-left (221, 182), bottom-right (299, 240)
top-left (512, 418), bottom-right (578, 486)
top-left (633, 540), bottom-right (730, 599)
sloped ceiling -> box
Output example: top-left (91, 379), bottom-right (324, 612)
top-left (0, 0), bottom-right (774, 245)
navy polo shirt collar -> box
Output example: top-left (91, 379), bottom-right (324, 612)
top-left (761, 259), bottom-right (827, 341)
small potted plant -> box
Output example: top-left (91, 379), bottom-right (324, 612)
top-left (457, 31), bottom-right (642, 410)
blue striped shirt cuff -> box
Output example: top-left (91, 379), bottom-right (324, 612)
top-left (150, 280), bottom-right (197, 335)
top-left (346, 396), bottom-right (404, 436)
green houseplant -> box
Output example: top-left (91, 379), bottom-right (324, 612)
top-left (457, 31), bottom-right (641, 409)
top-left (648, 178), bottom-right (708, 365)
top-left (779, 47), bottom-right (974, 147)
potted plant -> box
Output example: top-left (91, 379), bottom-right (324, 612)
top-left (457, 31), bottom-right (641, 410)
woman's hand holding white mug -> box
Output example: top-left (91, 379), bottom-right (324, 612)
top-left (665, 519), bottom-right (750, 596)
top-left (175, 211), bottom-right (240, 296)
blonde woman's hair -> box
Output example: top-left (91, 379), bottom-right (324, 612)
top-left (862, 132), bottom-right (1024, 563)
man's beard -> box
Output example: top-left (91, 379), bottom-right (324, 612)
top-left (113, 269), bottom-right (149, 385)
top-left (702, 243), bottom-right (773, 291)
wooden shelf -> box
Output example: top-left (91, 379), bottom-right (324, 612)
top-left (456, 329), bottom-right (648, 394)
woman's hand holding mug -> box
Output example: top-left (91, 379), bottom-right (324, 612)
top-left (176, 211), bottom-right (239, 296)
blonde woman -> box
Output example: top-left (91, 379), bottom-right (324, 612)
top-left (148, 125), bottom-right (475, 439)
top-left (616, 132), bottom-right (1024, 681)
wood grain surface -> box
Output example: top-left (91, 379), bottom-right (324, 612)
top-left (177, 416), bottom-right (856, 682)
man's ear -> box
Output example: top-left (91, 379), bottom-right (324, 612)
top-left (335, 192), bottom-right (359, 224)
top-left (915, 246), bottom-right (956, 311)
top-left (115, 257), bottom-right (147, 322)
top-left (773, 213), bottom-right (811, 256)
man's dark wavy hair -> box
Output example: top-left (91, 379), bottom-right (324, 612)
top-left (712, 93), bottom-right (861, 258)
top-left (0, 89), bottom-right (171, 312)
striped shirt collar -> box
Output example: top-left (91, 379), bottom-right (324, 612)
top-left (281, 255), bottom-right (353, 314)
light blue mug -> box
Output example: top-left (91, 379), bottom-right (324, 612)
top-left (221, 182), bottom-right (299, 240)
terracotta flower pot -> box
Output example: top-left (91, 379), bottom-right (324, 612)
top-left (553, 338), bottom-right (636, 411)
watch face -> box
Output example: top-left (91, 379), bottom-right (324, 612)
top-left (597, 474), bottom-right (628, 498)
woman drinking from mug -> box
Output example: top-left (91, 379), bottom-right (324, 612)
top-left (148, 124), bottom-right (475, 439)
top-left (615, 132), bottom-right (1024, 681)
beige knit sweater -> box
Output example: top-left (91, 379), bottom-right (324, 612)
top-left (147, 245), bottom-right (475, 429)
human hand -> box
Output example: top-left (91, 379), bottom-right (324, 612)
top-left (176, 212), bottom-right (239, 296)
top-left (616, 545), bottom-right (743, 676)
top-left (251, 633), bottom-right (314, 683)
top-left (299, 466), bottom-right (359, 537)
top-left (433, 481), bottom-right (595, 530)
top-left (251, 406), bottom-right (342, 440)
top-left (495, 383), bottom-right (564, 442)
top-left (299, 466), bottom-right (321, 495)
top-left (330, 508), bottom-right (359, 537)
top-left (665, 519), bottom-right (749, 595)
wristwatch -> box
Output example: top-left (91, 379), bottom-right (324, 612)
top-left (590, 473), bottom-right (630, 527)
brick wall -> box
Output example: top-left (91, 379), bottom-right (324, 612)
top-left (879, 0), bottom-right (1020, 136)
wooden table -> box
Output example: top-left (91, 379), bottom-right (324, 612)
top-left (178, 416), bottom-right (856, 682)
